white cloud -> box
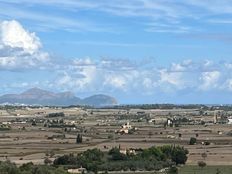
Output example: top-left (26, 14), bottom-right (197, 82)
top-left (199, 71), bottom-right (221, 90)
top-left (53, 58), bottom-right (232, 95)
top-left (159, 69), bottom-right (183, 87)
top-left (104, 75), bottom-right (126, 90)
top-left (1, 20), bottom-right (41, 54)
top-left (0, 20), bottom-right (49, 70)
top-left (56, 59), bottom-right (98, 91)
top-left (55, 59), bottom-right (141, 92)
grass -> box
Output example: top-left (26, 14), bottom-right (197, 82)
top-left (178, 165), bottom-right (232, 174)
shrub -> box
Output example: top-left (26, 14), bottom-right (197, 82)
top-left (76, 134), bottom-right (83, 143)
top-left (198, 161), bottom-right (206, 169)
top-left (189, 137), bottom-right (197, 145)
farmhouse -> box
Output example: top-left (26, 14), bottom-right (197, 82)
top-left (117, 122), bottom-right (132, 134)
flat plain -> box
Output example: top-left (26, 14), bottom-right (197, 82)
top-left (0, 106), bottom-right (232, 169)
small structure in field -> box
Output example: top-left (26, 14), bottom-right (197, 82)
top-left (117, 122), bottom-right (133, 134)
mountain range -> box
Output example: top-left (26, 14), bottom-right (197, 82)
top-left (0, 88), bottom-right (117, 106)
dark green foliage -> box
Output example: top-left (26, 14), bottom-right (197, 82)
top-left (189, 137), bottom-right (197, 145)
top-left (54, 145), bottom-right (188, 172)
top-left (108, 147), bottom-right (127, 160)
top-left (19, 162), bottom-right (34, 171)
top-left (47, 112), bottom-right (65, 118)
top-left (0, 160), bottom-right (20, 174)
top-left (76, 134), bottom-right (82, 143)
top-left (0, 161), bottom-right (68, 174)
top-left (170, 146), bottom-right (188, 165)
top-left (53, 153), bottom-right (77, 165)
top-left (0, 125), bottom-right (11, 131)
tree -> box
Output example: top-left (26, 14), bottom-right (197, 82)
top-left (19, 162), bottom-right (34, 171)
top-left (108, 147), bottom-right (127, 161)
top-left (0, 160), bottom-right (20, 174)
top-left (198, 161), bottom-right (206, 170)
top-left (171, 147), bottom-right (188, 165)
top-left (76, 134), bottom-right (83, 143)
top-left (31, 121), bottom-right (36, 126)
top-left (189, 137), bottom-right (197, 145)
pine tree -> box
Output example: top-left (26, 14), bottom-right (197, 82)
top-left (76, 133), bottom-right (83, 143)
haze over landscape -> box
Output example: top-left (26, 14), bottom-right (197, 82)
top-left (1, 0), bottom-right (232, 104)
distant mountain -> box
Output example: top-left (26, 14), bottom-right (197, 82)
top-left (0, 88), bottom-right (117, 106)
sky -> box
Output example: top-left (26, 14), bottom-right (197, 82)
top-left (1, 0), bottom-right (232, 104)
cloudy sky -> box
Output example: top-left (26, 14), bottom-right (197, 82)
top-left (1, 0), bottom-right (232, 104)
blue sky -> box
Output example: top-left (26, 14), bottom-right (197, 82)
top-left (1, 0), bottom-right (232, 104)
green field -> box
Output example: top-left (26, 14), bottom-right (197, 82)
top-left (179, 165), bottom-right (232, 174)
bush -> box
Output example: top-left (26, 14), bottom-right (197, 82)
top-left (76, 134), bottom-right (83, 143)
top-left (0, 161), bottom-right (68, 174)
top-left (108, 147), bottom-right (127, 161)
top-left (198, 161), bottom-right (206, 169)
top-left (0, 160), bottom-right (19, 174)
top-left (189, 137), bottom-right (197, 145)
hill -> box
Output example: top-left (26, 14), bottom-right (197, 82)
top-left (0, 88), bottom-right (117, 107)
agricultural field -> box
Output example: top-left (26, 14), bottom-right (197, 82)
top-left (1, 105), bottom-right (232, 170)
top-left (179, 165), bottom-right (232, 174)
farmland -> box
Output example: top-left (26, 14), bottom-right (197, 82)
top-left (1, 105), bottom-right (232, 171)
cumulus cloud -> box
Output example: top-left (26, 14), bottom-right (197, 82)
top-left (0, 20), bottom-right (49, 70)
top-left (1, 20), bottom-right (41, 53)
top-left (54, 58), bottom-right (141, 93)
top-left (199, 71), bottom-right (221, 90)
top-left (49, 58), bottom-right (232, 97)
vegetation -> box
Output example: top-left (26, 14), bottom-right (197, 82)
top-left (46, 112), bottom-right (65, 118)
top-left (178, 165), bottom-right (232, 174)
top-left (0, 124), bottom-right (11, 131)
top-left (198, 161), bottom-right (207, 169)
top-left (76, 133), bottom-right (83, 143)
top-left (0, 161), bottom-right (68, 174)
top-left (189, 137), bottom-right (197, 145)
top-left (54, 145), bottom-right (188, 173)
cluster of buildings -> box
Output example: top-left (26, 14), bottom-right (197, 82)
top-left (117, 122), bottom-right (133, 134)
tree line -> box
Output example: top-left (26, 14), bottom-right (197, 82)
top-left (54, 145), bottom-right (188, 173)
